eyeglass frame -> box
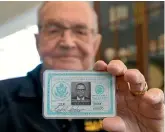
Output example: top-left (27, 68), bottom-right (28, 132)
top-left (38, 21), bottom-right (97, 40)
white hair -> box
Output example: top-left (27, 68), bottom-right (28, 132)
top-left (38, 1), bottom-right (99, 33)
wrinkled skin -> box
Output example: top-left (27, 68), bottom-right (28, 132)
top-left (36, 2), bottom-right (164, 132)
top-left (94, 60), bottom-right (164, 132)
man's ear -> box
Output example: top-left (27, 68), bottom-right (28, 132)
top-left (93, 34), bottom-right (102, 56)
top-left (35, 33), bottom-right (43, 62)
top-left (35, 33), bottom-right (41, 57)
top-left (35, 33), bottom-right (40, 52)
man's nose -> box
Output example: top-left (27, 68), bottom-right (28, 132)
top-left (59, 30), bottom-right (76, 48)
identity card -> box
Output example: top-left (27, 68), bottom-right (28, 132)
top-left (43, 70), bottom-right (116, 119)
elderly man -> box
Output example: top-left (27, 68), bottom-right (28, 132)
top-left (0, 1), bottom-right (164, 132)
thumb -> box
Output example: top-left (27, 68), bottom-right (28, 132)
top-left (93, 60), bottom-right (107, 71)
top-left (103, 116), bottom-right (126, 132)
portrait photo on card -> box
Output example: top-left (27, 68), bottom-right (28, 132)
top-left (71, 82), bottom-right (91, 105)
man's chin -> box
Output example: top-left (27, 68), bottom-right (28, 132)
top-left (49, 63), bottom-right (84, 70)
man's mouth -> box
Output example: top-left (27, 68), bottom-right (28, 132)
top-left (57, 56), bottom-right (80, 62)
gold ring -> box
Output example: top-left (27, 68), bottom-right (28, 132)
top-left (131, 82), bottom-right (148, 96)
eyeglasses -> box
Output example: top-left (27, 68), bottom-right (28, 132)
top-left (39, 23), bottom-right (96, 42)
top-left (77, 89), bottom-right (85, 92)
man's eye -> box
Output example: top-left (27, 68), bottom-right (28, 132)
top-left (48, 29), bottom-right (59, 34)
top-left (75, 29), bottom-right (88, 35)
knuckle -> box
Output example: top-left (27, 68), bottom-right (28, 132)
top-left (109, 60), bottom-right (123, 65)
top-left (131, 69), bottom-right (140, 74)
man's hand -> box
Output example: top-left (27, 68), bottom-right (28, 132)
top-left (93, 60), bottom-right (164, 132)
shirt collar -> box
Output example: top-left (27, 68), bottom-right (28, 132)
top-left (77, 96), bottom-right (85, 100)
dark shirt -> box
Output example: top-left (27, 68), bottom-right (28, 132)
top-left (0, 64), bottom-right (105, 132)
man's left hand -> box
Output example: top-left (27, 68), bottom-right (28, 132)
top-left (93, 60), bottom-right (164, 132)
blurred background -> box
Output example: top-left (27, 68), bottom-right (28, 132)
top-left (0, 1), bottom-right (41, 80)
top-left (95, 1), bottom-right (164, 92)
top-left (0, 1), bottom-right (164, 92)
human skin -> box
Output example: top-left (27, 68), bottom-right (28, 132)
top-left (35, 2), bottom-right (164, 132)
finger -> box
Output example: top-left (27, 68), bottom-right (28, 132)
top-left (93, 60), bottom-right (107, 71)
top-left (107, 60), bottom-right (127, 76)
top-left (124, 69), bottom-right (146, 92)
top-left (103, 116), bottom-right (126, 132)
top-left (107, 60), bottom-right (128, 94)
top-left (142, 88), bottom-right (164, 109)
top-left (116, 76), bottom-right (130, 94)
top-left (139, 88), bottom-right (164, 119)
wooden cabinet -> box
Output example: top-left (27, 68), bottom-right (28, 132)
top-left (94, 1), bottom-right (164, 90)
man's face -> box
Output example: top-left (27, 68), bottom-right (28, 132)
top-left (36, 2), bottom-right (101, 70)
top-left (76, 84), bottom-right (86, 98)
